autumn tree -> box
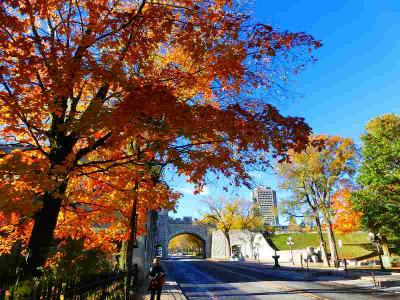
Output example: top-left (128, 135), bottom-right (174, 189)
top-left (0, 0), bottom-right (320, 280)
top-left (352, 114), bottom-right (400, 256)
top-left (287, 216), bottom-right (300, 232)
top-left (198, 198), bottom-right (263, 257)
top-left (278, 135), bottom-right (357, 266)
top-left (331, 187), bottom-right (362, 234)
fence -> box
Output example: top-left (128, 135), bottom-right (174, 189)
top-left (1, 265), bottom-right (138, 300)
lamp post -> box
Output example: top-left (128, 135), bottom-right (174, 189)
top-left (368, 232), bottom-right (386, 271)
top-left (287, 236), bottom-right (294, 266)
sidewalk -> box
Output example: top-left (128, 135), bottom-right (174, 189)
top-left (136, 280), bottom-right (187, 300)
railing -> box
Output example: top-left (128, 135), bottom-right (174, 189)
top-left (1, 265), bottom-right (138, 300)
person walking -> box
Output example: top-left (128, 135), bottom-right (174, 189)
top-left (148, 258), bottom-right (165, 300)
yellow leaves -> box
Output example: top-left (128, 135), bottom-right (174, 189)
top-left (198, 198), bottom-right (263, 232)
top-left (279, 135), bottom-right (356, 185)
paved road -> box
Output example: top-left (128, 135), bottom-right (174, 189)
top-left (163, 257), bottom-right (399, 300)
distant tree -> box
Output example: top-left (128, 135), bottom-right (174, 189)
top-left (168, 234), bottom-right (203, 254)
top-left (332, 188), bottom-right (362, 234)
top-left (288, 217), bottom-right (300, 232)
top-left (264, 225), bottom-right (276, 235)
top-left (278, 135), bottom-right (357, 266)
top-left (352, 114), bottom-right (400, 256)
top-left (198, 198), bottom-right (263, 257)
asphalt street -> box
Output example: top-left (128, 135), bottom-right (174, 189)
top-left (162, 257), bottom-right (400, 300)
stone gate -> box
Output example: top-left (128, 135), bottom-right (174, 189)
top-left (156, 210), bottom-right (212, 258)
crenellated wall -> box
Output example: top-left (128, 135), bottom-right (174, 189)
top-left (155, 211), bottom-right (213, 258)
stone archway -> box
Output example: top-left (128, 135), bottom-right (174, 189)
top-left (156, 212), bottom-right (212, 258)
top-left (167, 232), bottom-right (207, 258)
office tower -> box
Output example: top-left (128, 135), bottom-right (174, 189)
top-left (252, 186), bottom-right (279, 226)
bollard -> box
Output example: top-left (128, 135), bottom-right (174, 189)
top-left (371, 271), bottom-right (377, 287)
top-left (272, 250), bottom-right (280, 269)
top-left (300, 253), bottom-right (304, 271)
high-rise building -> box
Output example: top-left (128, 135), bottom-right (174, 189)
top-left (252, 186), bottom-right (279, 226)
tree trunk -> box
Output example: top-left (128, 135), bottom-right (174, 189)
top-left (19, 182), bottom-right (67, 281)
top-left (325, 217), bottom-right (339, 266)
top-left (224, 231), bottom-right (231, 259)
top-left (381, 235), bottom-right (391, 257)
top-left (314, 214), bottom-right (330, 267)
top-left (125, 180), bottom-right (139, 300)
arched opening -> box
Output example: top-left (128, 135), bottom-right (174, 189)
top-left (231, 245), bottom-right (244, 261)
top-left (168, 233), bottom-right (206, 259)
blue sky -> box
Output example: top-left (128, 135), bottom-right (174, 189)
top-left (169, 0), bottom-right (400, 221)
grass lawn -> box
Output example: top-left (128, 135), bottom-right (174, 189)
top-left (271, 232), bottom-right (400, 260)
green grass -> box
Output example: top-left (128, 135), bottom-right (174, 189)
top-left (271, 232), bottom-right (400, 260)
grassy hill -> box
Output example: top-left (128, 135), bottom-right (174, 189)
top-left (271, 232), bottom-right (400, 260)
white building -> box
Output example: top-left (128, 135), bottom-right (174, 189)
top-left (252, 186), bottom-right (279, 226)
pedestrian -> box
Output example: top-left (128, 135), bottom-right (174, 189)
top-left (148, 258), bottom-right (165, 300)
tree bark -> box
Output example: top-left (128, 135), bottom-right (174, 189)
top-left (325, 217), bottom-right (339, 266)
top-left (381, 235), bottom-right (391, 257)
top-left (18, 182), bottom-right (67, 281)
top-left (225, 231), bottom-right (231, 259)
top-left (125, 180), bottom-right (139, 300)
top-left (314, 213), bottom-right (330, 267)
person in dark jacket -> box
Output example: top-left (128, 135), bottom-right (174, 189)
top-left (148, 258), bottom-right (165, 300)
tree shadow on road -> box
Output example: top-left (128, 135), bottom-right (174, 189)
top-left (186, 287), bottom-right (397, 299)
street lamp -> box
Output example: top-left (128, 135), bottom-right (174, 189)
top-left (368, 232), bottom-right (386, 271)
top-left (287, 236), bottom-right (294, 266)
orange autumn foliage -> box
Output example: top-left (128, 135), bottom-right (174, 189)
top-left (332, 188), bottom-right (363, 234)
top-left (0, 0), bottom-right (321, 274)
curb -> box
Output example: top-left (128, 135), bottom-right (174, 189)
top-left (214, 260), bottom-right (358, 279)
top-left (378, 280), bottom-right (400, 288)
top-left (234, 261), bottom-right (400, 288)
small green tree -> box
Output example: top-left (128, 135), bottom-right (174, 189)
top-left (198, 198), bottom-right (263, 257)
top-left (352, 114), bottom-right (400, 256)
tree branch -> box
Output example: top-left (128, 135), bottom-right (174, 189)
top-left (74, 132), bottom-right (112, 163)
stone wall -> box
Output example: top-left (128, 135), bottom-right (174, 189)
top-left (210, 229), bottom-right (325, 263)
top-left (155, 212), bottom-right (213, 258)
top-left (131, 210), bottom-right (158, 283)
top-left (211, 230), bottom-right (229, 259)
top-left (166, 222), bottom-right (211, 257)
top-left (253, 232), bottom-right (275, 261)
top-left (154, 212), bottom-right (307, 263)
top-left (211, 230), bottom-right (276, 260)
